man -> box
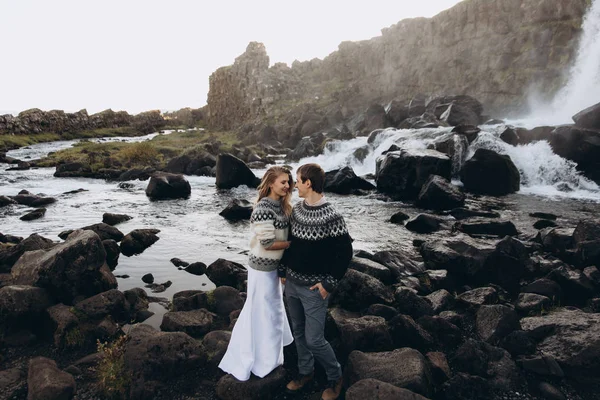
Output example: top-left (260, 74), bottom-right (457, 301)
top-left (279, 163), bottom-right (353, 400)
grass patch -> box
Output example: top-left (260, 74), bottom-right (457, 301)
top-left (65, 327), bottom-right (85, 348)
top-left (97, 335), bottom-right (131, 399)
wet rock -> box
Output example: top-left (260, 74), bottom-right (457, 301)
top-left (206, 258), bottom-right (247, 290)
top-left (219, 199), bottom-right (253, 221)
top-left (102, 239), bottom-right (120, 270)
top-left (330, 269), bottom-right (395, 311)
top-left (120, 229), bottom-right (160, 257)
top-left (172, 290), bottom-right (209, 312)
top-left (216, 366), bottom-right (286, 400)
top-left (20, 207), bottom-right (46, 221)
top-left (405, 214), bottom-right (447, 234)
top-left (500, 127), bottom-right (520, 145)
top-left (74, 289), bottom-right (131, 322)
top-left (521, 308), bottom-right (600, 379)
top-left (451, 125), bottom-right (481, 143)
top-left (0, 195), bottom-right (17, 207)
top-left (372, 250), bottom-right (424, 280)
top-left (160, 308), bottom-right (216, 338)
top-left (449, 208), bottom-right (500, 220)
top-left (530, 212), bottom-right (558, 220)
top-left (186, 152), bottom-right (217, 175)
top-left (0, 233), bottom-right (55, 273)
top-left (324, 166), bottom-right (376, 195)
top-left (345, 348), bottom-right (433, 397)
top-left (549, 125), bottom-right (600, 184)
top-left (361, 103), bottom-right (391, 135)
top-left (476, 305), bottom-right (520, 344)
top-left (11, 230), bottom-right (115, 303)
top-left (440, 103), bottom-right (480, 126)
top-left (145, 172), bottom-right (191, 200)
top-left (521, 278), bottom-right (562, 304)
top-left (572, 219), bottom-right (600, 267)
top-left (124, 324), bottom-right (206, 399)
top-left (124, 288), bottom-right (151, 322)
top-left (536, 227), bottom-right (574, 255)
top-left (515, 293), bottom-right (551, 315)
top-left (390, 211), bottom-right (410, 224)
top-left (215, 153), bottom-right (260, 189)
top-left (170, 258), bottom-right (189, 268)
top-left (460, 149), bottom-right (520, 196)
top-left (416, 175), bottom-right (464, 211)
top-left (572, 101), bottom-right (600, 130)
top-left (329, 308), bottom-right (393, 354)
top-left (145, 280), bottom-right (171, 293)
top-left (13, 192), bottom-right (57, 207)
top-left (27, 357), bottom-right (76, 400)
top-left (346, 378), bottom-right (430, 400)
top-left (210, 286), bottom-right (245, 316)
top-left (548, 265), bottom-right (596, 306)
top-left (454, 218), bottom-right (518, 237)
top-left (457, 287), bottom-right (498, 307)
top-left (349, 257), bottom-right (392, 284)
top-left (117, 167), bottom-right (155, 181)
top-left (417, 315), bottom-right (463, 348)
top-left (375, 149), bottom-right (451, 199)
top-left (102, 213), bottom-right (133, 226)
top-left (185, 262), bottom-right (207, 276)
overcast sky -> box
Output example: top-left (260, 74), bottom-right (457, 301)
top-left (1, 0), bottom-right (462, 115)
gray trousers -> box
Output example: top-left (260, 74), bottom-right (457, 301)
top-left (285, 280), bottom-right (342, 381)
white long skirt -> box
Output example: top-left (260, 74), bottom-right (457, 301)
top-left (218, 267), bottom-right (293, 381)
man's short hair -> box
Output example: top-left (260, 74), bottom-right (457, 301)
top-left (297, 163), bottom-right (325, 194)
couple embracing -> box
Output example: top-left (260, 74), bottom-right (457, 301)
top-left (219, 163), bottom-right (353, 400)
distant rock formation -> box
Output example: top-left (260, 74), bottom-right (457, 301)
top-left (206, 0), bottom-right (588, 130)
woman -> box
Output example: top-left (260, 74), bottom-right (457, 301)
top-left (218, 166), bottom-right (294, 381)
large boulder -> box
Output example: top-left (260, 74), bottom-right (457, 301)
top-left (216, 366), bottom-right (286, 400)
top-left (345, 348), bottom-right (433, 397)
top-left (324, 167), bottom-right (375, 195)
top-left (0, 285), bottom-right (52, 334)
top-left (160, 309), bottom-right (216, 338)
top-left (145, 172), bottom-right (191, 200)
top-left (349, 257), bottom-right (392, 284)
top-left (521, 309), bottom-right (600, 380)
top-left (27, 357), bottom-right (76, 400)
top-left (73, 289), bottom-right (131, 322)
top-left (416, 175), bottom-right (465, 211)
top-left (102, 213), bottom-right (133, 226)
top-left (375, 149), bottom-right (451, 199)
top-left (572, 219), bottom-right (600, 267)
top-left (549, 126), bottom-right (600, 184)
top-left (572, 101), bottom-right (600, 130)
top-left (440, 103), bottom-right (481, 126)
top-left (454, 218), bottom-right (518, 237)
top-left (476, 305), bottom-right (521, 344)
top-left (81, 223), bottom-right (124, 242)
top-left (460, 149), bottom-right (520, 196)
top-left (0, 233), bottom-right (55, 273)
top-left (11, 230), bottom-right (115, 303)
top-left (123, 324), bottom-right (206, 399)
top-left (120, 229), bottom-right (160, 257)
top-left (328, 309), bottom-right (393, 355)
top-left (205, 259), bottom-right (247, 290)
top-left (371, 250), bottom-right (424, 281)
top-left (330, 269), bottom-right (395, 311)
top-left (216, 153), bottom-right (260, 189)
top-left (346, 379), bottom-right (431, 400)
top-left (219, 199), bottom-right (253, 221)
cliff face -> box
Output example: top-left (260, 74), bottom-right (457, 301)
top-left (206, 0), bottom-right (589, 129)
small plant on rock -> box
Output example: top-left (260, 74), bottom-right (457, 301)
top-left (97, 334), bottom-right (131, 399)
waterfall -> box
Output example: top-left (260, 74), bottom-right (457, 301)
top-left (522, 0), bottom-right (600, 127)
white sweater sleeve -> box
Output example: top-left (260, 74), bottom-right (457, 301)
top-left (253, 220), bottom-right (276, 248)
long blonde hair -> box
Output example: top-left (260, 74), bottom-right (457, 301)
top-left (256, 166), bottom-right (293, 215)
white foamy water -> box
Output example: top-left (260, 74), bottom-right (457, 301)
top-left (519, 0), bottom-right (600, 127)
top-left (295, 124), bottom-right (600, 202)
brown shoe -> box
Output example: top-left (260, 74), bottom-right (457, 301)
top-left (321, 377), bottom-right (343, 400)
top-left (285, 372), bottom-right (314, 394)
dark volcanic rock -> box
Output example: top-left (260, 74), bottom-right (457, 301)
top-left (74, 289), bottom-right (131, 322)
top-left (102, 213), bottom-right (133, 226)
top-left (11, 230), bottom-right (116, 303)
top-left (81, 222), bottom-right (124, 242)
top-left (0, 233), bottom-right (55, 273)
top-left (324, 167), bottom-right (376, 195)
top-left (328, 309), bottom-right (393, 354)
top-left (476, 305), bottom-right (521, 344)
top-left (345, 348), bottom-right (433, 398)
top-left (331, 269), bottom-right (395, 311)
top-left (102, 239), bottom-right (120, 270)
top-left (20, 207), bottom-right (46, 221)
top-left (216, 153), bottom-right (260, 189)
top-left (0, 285), bottom-right (52, 334)
top-left (216, 366), bottom-right (286, 400)
top-left (219, 199), bottom-right (253, 221)
top-left (27, 357), bottom-right (76, 400)
top-left (376, 149), bottom-right (451, 199)
top-left (160, 308), bottom-right (216, 338)
top-left (145, 172), bottom-right (191, 200)
top-left (549, 125), bottom-right (600, 184)
top-left (346, 379), bottom-right (430, 400)
top-left (460, 148), bottom-right (520, 196)
top-left (572, 101), bottom-right (600, 130)
top-left (405, 214), bottom-right (447, 234)
top-left (185, 262), bottom-right (207, 276)
top-left (120, 229), bottom-right (160, 257)
top-left (390, 211), bottom-right (410, 224)
top-left (454, 218), bottom-right (518, 237)
top-left (416, 175), bottom-right (465, 211)
top-left (205, 258), bottom-right (247, 290)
